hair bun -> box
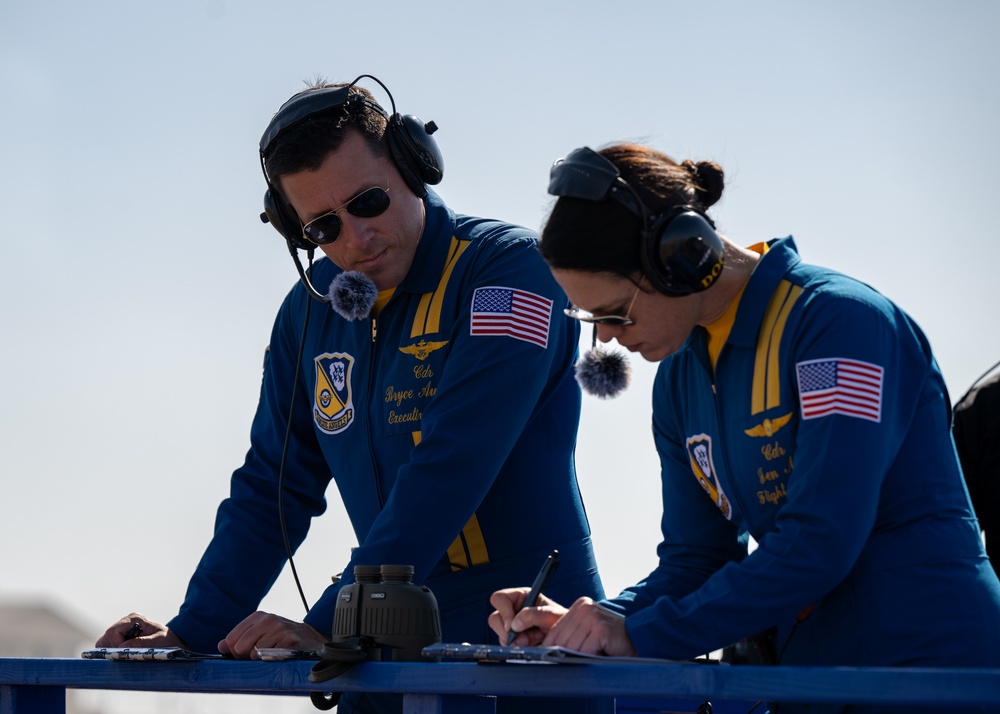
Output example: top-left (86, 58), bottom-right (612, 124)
top-left (682, 159), bottom-right (725, 209)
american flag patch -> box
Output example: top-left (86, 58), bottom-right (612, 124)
top-left (470, 286), bottom-right (552, 349)
top-left (796, 357), bottom-right (884, 423)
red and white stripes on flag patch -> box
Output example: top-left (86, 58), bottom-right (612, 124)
top-left (470, 286), bottom-right (552, 349)
top-left (795, 357), bottom-right (884, 422)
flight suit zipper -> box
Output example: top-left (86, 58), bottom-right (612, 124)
top-left (706, 342), bottom-right (752, 523)
top-left (367, 315), bottom-right (386, 508)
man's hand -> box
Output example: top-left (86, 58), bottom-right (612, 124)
top-left (488, 587), bottom-right (568, 646)
top-left (219, 611), bottom-right (327, 659)
top-left (95, 613), bottom-right (187, 648)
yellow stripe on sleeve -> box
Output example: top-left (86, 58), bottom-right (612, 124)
top-left (446, 513), bottom-right (491, 571)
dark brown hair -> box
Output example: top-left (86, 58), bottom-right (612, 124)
top-left (263, 83), bottom-right (390, 181)
top-left (539, 143), bottom-right (725, 277)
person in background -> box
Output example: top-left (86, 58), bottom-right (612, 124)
top-left (97, 76), bottom-right (607, 714)
top-left (953, 363), bottom-right (1000, 577)
top-left (489, 143), bottom-right (1000, 714)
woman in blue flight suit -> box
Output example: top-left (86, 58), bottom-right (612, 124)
top-left (490, 143), bottom-right (1000, 714)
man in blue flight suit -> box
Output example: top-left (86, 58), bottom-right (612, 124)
top-left (98, 76), bottom-right (607, 714)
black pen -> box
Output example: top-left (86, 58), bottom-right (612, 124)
top-left (506, 549), bottom-right (559, 646)
top-left (123, 622), bottom-right (143, 641)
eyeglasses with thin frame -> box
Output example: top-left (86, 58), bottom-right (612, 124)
top-left (301, 186), bottom-right (391, 246)
top-left (564, 277), bottom-right (644, 326)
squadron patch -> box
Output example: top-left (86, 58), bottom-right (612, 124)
top-left (314, 352), bottom-right (356, 434)
top-left (686, 434), bottom-right (733, 520)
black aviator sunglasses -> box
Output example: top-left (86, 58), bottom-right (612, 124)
top-left (301, 186), bottom-right (391, 246)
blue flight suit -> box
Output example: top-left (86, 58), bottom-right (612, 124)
top-left (168, 190), bottom-right (606, 713)
top-left (602, 237), bottom-right (1000, 713)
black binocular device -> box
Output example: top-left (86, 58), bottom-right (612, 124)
top-left (330, 564), bottom-right (442, 661)
top-left (309, 564), bottom-right (442, 708)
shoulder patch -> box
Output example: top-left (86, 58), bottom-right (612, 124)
top-left (796, 357), bottom-right (883, 422)
top-left (469, 286), bottom-right (552, 349)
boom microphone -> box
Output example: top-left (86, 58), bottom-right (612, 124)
top-left (287, 241), bottom-right (377, 320)
top-left (289, 243), bottom-right (333, 304)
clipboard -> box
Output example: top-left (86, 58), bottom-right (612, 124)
top-left (421, 642), bottom-right (701, 665)
top-left (81, 647), bottom-right (224, 661)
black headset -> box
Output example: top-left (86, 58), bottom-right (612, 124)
top-left (259, 74), bottom-right (444, 252)
top-left (548, 146), bottom-right (725, 297)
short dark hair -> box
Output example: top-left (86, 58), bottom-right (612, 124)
top-left (262, 82), bottom-right (390, 182)
top-left (539, 143), bottom-right (725, 277)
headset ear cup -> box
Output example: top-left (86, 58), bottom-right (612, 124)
top-left (641, 209), bottom-right (726, 297)
top-left (262, 188), bottom-right (311, 251)
top-left (385, 113), bottom-right (444, 197)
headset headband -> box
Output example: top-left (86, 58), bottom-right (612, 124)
top-left (548, 146), bottom-right (715, 229)
top-left (548, 146), bottom-right (646, 221)
top-left (259, 74), bottom-right (394, 158)
top-left (547, 145), bottom-right (724, 297)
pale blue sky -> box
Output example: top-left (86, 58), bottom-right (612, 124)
top-left (2, 2), bottom-right (998, 710)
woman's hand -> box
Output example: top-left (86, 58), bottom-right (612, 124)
top-left (488, 587), bottom-right (568, 646)
top-left (536, 597), bottom-right (638, 657)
